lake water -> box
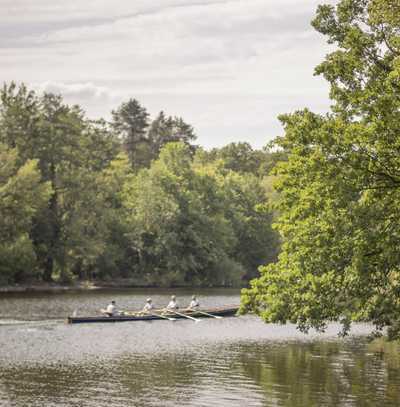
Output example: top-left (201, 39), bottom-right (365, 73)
top-left (0, 288), bottom-right (399, 406)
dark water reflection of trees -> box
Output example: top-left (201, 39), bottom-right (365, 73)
top-left (236, 340), bottom-right (400, 406)
top-left (1, 339), bottom-right (399, 407)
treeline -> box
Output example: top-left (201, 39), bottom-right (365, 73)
top-left (0, 83), bottom-right (280, 286)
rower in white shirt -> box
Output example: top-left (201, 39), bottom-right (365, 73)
top-left (142, 298), bottom-right (154, 313)
top-left (104, 300), bottom-right (117, 316)
top-left (188, 295), bottom-right (199, 309)
top-left (166, 295), bottom-right (179, 310)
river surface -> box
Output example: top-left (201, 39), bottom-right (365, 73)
top-left (0, 288), bottom-right (399, 407)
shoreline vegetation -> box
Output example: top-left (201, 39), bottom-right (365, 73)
top-left (0, 83), bottom-right (281, 290)
top-left (0, 282), bottom-right (101, 293)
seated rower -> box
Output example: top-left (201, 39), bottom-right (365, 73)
top-left (103, 300), bottom-right (117, 317)
top-left (142, 298), bottom-right (154, 313)
top-left (166, 295), bottom-right (179, 311)
top-left (188, 295), bottom-right (199, 310)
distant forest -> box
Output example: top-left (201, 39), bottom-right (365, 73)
top-left (0, 82), bottom-right (283, 287)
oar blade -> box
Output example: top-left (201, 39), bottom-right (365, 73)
top-left (171, 310), bottom-right (200, 322)
top-left (195, 310), bottom-right (223, 319)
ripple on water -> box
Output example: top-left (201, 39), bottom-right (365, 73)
top-left (0, 290), bottom-right (399, 406)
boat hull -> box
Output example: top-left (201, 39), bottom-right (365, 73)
top-left (67, 306), bottom-right (239, 324)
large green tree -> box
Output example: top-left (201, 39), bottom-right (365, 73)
top-left (111, 98), bottom-right (150, 169)
top-left (122, 142), bottom-right (241, 286)
top-left (120, 142), bottom-right (278, 287)
top-left (0, 83), bottom-right (119, 282)
top-left (241, 0), bottom-right (400, 340)
top-left (195, 142), bottom-right (286, 177)
top-left (91, 152), bottom-right (135, 280)
top-left (0, 144), bottom-right (51, 284)
top-left (147, 111), bottom-right (196, 159)
top-left (218, 171), bottom-right (279, 280)
top-left (208, 142), bottom-right (263, 174)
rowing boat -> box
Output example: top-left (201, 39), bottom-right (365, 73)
top-left (67, 306), bottom-right (238, 324)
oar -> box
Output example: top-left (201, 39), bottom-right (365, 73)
top-left (151, 313), bottom-right (177, 321)
top-left (194, 310), bottom-right (222, 319)
top-left (169, 310), bottom-right (201, 322)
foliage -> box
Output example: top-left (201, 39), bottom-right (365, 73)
top-left (0, 83), bottom-right (278, 287)
top-left (0, 144), bottom-right (52, 284)
top-left (90, 153), bottom-right (135, 280)
top-left (111, 98), bottom-right (150, 170)
top-left (147, 111), bottom-right (196, 159)
top-left (0, 83), bottom-right (119, 282)
top-left (213, 169), bottom-right (279, 280)
top-left (123, 143), bottom-right (245, 286)
top-left (241, 0), bottom-right (400, 340)
top-left (196, 142), bottom-right (286, 177)
top-left (111, 102), bottom-right (197, 170)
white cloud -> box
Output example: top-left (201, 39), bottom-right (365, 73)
top-left (0, 0), bottom-right (338, 148)
top-left (35, 81), bottom-right (112, 100)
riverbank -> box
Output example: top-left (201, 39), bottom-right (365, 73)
top-left (0, 282), bottom-right (102, 293)
top-left (0, 279), bottom-right (243, 293)
top-left (0, 278), bottom-right (155, 293)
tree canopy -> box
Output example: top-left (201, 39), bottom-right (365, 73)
top-left (0, 143), bottom-right (51, 284)
top-left (241, 0), bottom-right (400, 340)
top-left (0, 83), bottom-right (279, 287)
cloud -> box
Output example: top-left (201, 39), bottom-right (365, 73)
top-left (0, 0), bottom-right (235, 25)
top-left (7, 0), bottom-right (329, 87)
top-left (12, 1), bottom-right (318, 49)
top-left (35, 81), bottom-right (112, 100)
top-left (1, 0), bottom-right (338, 148)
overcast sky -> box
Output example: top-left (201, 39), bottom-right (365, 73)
top-left (1, 0), bottom-right (337, 149)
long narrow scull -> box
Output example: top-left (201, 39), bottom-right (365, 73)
top-left (67, 306), bottom-right (238, 324)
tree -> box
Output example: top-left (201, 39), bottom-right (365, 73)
top-left (241, 0), bottom-right (400, 340)
top-left (0, 144), bottom-right (51, 284)
top-left (194, 142), bottom-right (285, 177)
top-left (0, 83), bottom-right (278, 288)
top-left (214, 142), bottom-right (261, 174)
top-left (111, 99), bottom-right (150, 169)
top-left (119, 141), bottom-right (279, 287)
top-left (92, 153), bottom-right (135, 280)
top-left (218, 171), bottom-right (279, 280)
top-left (147, 111), bottom-right (197, 159)
top-left (122, 142), bottom-right (240, 286)
top-left (0, 84), bottom-right (119, 282)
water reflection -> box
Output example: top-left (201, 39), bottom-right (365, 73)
top-left (237, 340), bottom-right (400, 406)
top-left (0, 289), bottom-right (399, 406)
top-left (1, 337), bottom-right (399, 407)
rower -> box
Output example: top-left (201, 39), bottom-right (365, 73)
top-left (188, 295), bottom-right (199, 309)
top-left (105, 300), bottom-right (117, 317)
top-left (166, 295), bottom-right (179, 310)
top-left (142, 298), bottom-right (154, 313)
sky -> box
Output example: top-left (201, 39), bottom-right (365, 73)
top-left (1, 0), bottom-right (337, 149)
